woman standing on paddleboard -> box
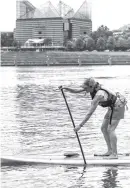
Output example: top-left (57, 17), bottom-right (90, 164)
top-left (63, 77), bottom-right (127, 159)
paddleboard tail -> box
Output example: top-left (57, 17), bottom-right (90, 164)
top-left (94, 153), bottom-right (130, 157)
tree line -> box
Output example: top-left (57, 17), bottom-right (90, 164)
top-left (65, 25), bottom-right (130, 51)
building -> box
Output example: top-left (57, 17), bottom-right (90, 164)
top-left (113, 24), bottom-right (130, 37)
top-left (15, 0), bottom-right (92, 46)
top-left (119, 24), bottom-right (130, 32)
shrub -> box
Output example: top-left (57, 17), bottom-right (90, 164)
top-left (106, 36), bottom-right (115, 51)
top-left (85, 37), bottom-right (95, 51)
top-left (96, 37), bottom-right (106, 51)
top-left (66, 40), bottom-right (74, 51)
top-left (75, 38), bottom-right (85, 50)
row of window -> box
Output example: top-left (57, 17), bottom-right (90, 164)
top-left (38, 31), bottom-right (87, 35)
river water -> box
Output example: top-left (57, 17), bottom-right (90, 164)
top-left (1, 65), bottom-right (130, 188)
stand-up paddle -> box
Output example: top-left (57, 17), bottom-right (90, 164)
top-left (59, 86), bottom-right (87, 166)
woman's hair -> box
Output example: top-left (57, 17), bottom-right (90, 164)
top-left (83, 77), bottom-right (96, 87)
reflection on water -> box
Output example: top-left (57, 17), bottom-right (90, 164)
top-left (1, 66), bottom-right (130, 188)
top-left (62, 167), bottom-right (123, 188)
top-left (2, 165), bottom-right (130, 188)
top-left (102, 167), bottom-right (118, 188)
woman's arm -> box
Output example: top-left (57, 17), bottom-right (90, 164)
top-left (64, 87), bottom-right (85, 93)
top-left (74, 94), bottom-right (103, 131)
top-left (79, 96), bottom-right (100, 127)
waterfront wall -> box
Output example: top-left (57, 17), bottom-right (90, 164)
top-left (1, 51), bottom-right (130, 66)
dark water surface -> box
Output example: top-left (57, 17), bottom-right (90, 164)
top-left (1, 65), bottom-right (130, 188)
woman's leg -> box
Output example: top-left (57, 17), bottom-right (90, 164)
top-left (101, 118), bottom-right (112, 155)
top-left (107, 119), bottom-right (120, 158)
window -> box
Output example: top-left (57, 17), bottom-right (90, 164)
top-left (39, 37), bottom-right (42, 39)
top-left (38, 31), bottom-right (42, 34)
top-left (84, 32), bottom-right (87, 34)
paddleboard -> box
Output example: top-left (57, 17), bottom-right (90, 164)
top-left (1, 155), bottom-right (130, 167)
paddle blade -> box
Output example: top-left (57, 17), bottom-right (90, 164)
top-left (64, 152), bottom-right (79, 157)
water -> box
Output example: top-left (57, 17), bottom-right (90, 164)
top-left (1, 65), bottom-right (130, 188)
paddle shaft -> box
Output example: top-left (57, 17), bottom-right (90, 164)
top-left (60, 87), bottom-right (86, 165)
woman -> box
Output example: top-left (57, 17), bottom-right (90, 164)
top-left (63, 77), bottom-right (127, 159)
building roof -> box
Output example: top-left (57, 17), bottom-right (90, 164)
top-left (17, 0), bottom-right (91, 20)
top-left (73, 0), bottom-right (91, 20)
top-left (119, 24), bottom-right (130, 32)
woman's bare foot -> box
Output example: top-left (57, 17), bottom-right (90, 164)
top-left (94, 151), bottom-right (112, 156)
top-left (102, 151), bottom-right (112, 156)
top-left (104, 154), bottom-right (118, 159)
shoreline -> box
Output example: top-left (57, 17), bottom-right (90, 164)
top-left (1, 51), bottom-right (130, 66)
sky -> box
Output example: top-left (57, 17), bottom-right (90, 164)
top-left (0, 0), bottom-right (130, 32)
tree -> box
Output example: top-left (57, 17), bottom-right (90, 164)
top-left (12, 40), bottom-right (18, 47)
top-left (98, 25), bottom-right (113, 41)
top-left (79, 34), bottom-right (90, 41)
top-left (75, 38), bottom-right (85, 50)
top-left (119, 37), bottom-right (127, 48)
top-left (66, 40), bottom-right (74, 51)
top-left (85, 37), bottom-right (95, 51)
top-left (91, 25), bottom-right (113, 44)
top-left (105, 30), bottom-right (113, 38)
top-left (106, 36), bottom-right (115, 51)
top-left (91, 31), bottom-right (98, 43)
top-left (96, 37), bottom-right (106, 51)
top-left (115, 37), bottom-right (128, 50)
top-left (1, 32), bottom-right (14, 47)
top-left (97, 25), bottom-right (109, 33)
top-left (123, 32), bottom-right (130, 39)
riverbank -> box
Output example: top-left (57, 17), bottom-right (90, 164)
top-left (1, 51), bottom-right (130, 66)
